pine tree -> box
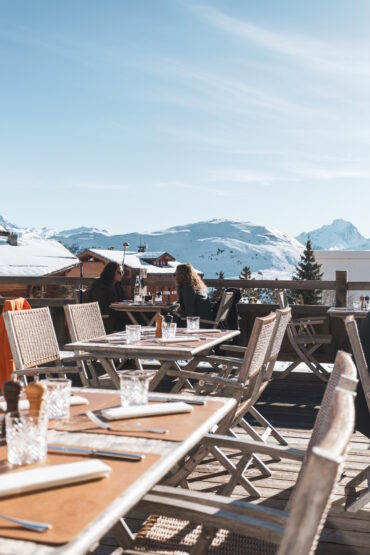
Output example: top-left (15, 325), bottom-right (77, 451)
top-left (292, 239), bottom-right (323, 305)
top-left (239, 265), bottom-right (260, 303)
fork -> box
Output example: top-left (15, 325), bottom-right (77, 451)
top-left (85, 411), bottom-right (167, 435)
top-left (0, 513), bottom-right (52, 532)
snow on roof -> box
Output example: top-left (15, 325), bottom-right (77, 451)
top-left (87, 249), bottom-right (201, 274)
top-left (137, 251), bottom-right (172, 259)
top-left (0, 225), bottom-right (8, 235)
top-left (0, 237), bottom-right (79, 276)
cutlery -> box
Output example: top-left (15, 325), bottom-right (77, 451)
top-left (148, 395), bottom-right (205, 406)
top-left (85, 410), bottom-right (167, 435)
top-left (0, 513), bottom-right (52, 533)
top-left (47, 444), bottom-right (144, 461)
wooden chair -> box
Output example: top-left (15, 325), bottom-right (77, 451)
top-left (343, 315), bottom-right (370, 512)
top-left (163, 313), bottom-right (278, 497)
top-left (123, 351), bottom-right (357, 555)
top-left (64, 302), bottom-right (107, 387)
top-left (180, 291), bottom-right (235, 329)
top-left (3, 307), bottom-right (89, 386)
top-left (277, 291), bottom-right (332, 382)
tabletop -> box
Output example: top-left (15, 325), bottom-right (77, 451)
top-left (327, 307), bottom-right (370, 319)
top-left (110, 301), bottom-right (179, 312)
top-left (65, 329), bottom-right (240, 361)
top-left (0, 389), bottom-right (235, 555)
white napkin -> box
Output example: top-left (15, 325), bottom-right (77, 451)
top-left (186, 329), bottom-right (220, 334)
top-left (0, 396), bottom-right (89, 412)
top-left (101, 401), bottom-right (193, 421)
top-left (0, 460), bottom-right (111, 498)
top-left (154, 336), bottom-right (196, 343)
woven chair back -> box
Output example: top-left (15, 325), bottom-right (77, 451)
top-left (3, 307), bottom-right (60, 370)
top-left (214, 291), bottom-right (234, 326)
top-left (278, 351), bottom-right (356, 555)
top-left (345, 315), bottom-right (370, 412)
top-left (64, 302), bottom-right (106, 343)
top-left (238, 312), bottom-right (276, 386)
top-left (263, 307), bottom-right (291, 382)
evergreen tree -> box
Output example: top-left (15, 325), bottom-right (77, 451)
top-left (239, 265), bottom-right (260, 303)
top-left (292, 239), bottom-right (323, 304)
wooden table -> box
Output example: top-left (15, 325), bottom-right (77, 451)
top-left (65, 329), bottom-right (240, 390)
top-left (110, 301), bottom-right (179, 326)
top-left (327, 307), bottom-right (370, 319)
top-left (0, 389), bottom-right (235, 555)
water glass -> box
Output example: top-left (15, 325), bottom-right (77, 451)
top-left (6, 411), bottom-right (48, 466)
top-left (352, 300), bottom-right (361, 310)
top-left (187, 316), bottom-right (200, 331)
top-left (126, 324), bottom-right (141, 344)
top-left (42, 378), bottom-right (71, 419)
top-left (119, 370), bottom-right (152, 407)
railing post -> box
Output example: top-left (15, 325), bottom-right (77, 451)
top-left (335, 270), bottom-right (348, 307)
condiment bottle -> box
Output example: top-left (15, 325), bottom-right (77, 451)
top-left (1, 380), bottom-right (22, 437)
top-left (26, 381), bottom-right (46, 416)
top-left (360, 296), bottom-right (365, 310)
top-left (155, 314), bottom-right (164, 338)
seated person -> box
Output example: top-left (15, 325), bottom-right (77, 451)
top-left (175, 263), bottom-right (212, 322)
top-left (85, 262), bottom-right (126, 333)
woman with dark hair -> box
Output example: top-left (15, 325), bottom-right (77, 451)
top-left (86, 262), bottom-right (125, 333)
top-left (175, 263), bottom-right (212, 321)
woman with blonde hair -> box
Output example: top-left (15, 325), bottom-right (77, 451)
top-left (175, 263), bottom-right (212, 320)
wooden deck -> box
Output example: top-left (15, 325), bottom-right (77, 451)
top-left (93, 371), bottom-right (370, 554)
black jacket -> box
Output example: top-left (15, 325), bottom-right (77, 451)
top-left (86, 280), bottom-right (125, 333)
top-left (178, 285), bottom-right (212, 320)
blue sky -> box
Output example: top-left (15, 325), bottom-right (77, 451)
top-left (1, 0), bottom-right (370, 237)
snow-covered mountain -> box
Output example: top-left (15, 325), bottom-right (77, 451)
top-left (0, 214), bottom-right (302, 278)
top-left (296, 219), bottom-right (370, 251)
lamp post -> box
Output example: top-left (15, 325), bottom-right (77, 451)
top-left (122, 242), bottom-right (129, 278)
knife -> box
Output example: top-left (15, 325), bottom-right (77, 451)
top-left (148, 395), bottom-right (205, 406)
top-left (48, 444), bottom-right (144, 462)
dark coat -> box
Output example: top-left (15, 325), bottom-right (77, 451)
top-left (86, 280), bottom-right (125, 333)
top-left (178, 285), bottom-right (212, 320)
top-left (357, 315), bottom-right (370, 438)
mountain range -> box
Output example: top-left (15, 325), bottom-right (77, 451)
top-left (1, 213), bottom-right (369, 278)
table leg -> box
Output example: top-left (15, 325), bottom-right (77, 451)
top-left (149, 360), bottom-right (175, 391)
top-left (99, 357), bottom-right (120, 389)
top-left (126, 311), bottom-right (140, 325)
top-left (148, 311), bottom-right (160, 326)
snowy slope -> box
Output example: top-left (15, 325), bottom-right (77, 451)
top-left (296, 219), bottom-right (370, 251)
top-left (0, 213), bottom-right (303, 277)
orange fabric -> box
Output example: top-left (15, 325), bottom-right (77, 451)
top-left (0, 298), bottom-right (31, 390)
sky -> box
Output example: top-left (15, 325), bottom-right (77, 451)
top-left (1, 0), bottom-right (370, 238)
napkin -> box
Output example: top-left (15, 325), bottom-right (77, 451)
top-left (101, 402), bottom-right (193, 421)
top-left (0, 460), bottom-right (111, 498)
top-left (0, 396), bottom-right (89, 412)
top-left (154, 336), bottom-right (196, 343)
top-left (186, 329), bottom-right (220, 334)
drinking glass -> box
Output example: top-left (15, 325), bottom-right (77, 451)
top-left (42, 378), bottom-right (71, 419)
top-left (6, 411), bottom-right (48, 466)
top-left (352, 300), bottom-right (361, 311)
top-left (119, 370), bottom-right (153, 407)
top-left (187, 316), bottom-right (200, 331)
top-left (126, 324), bottom-right (141, 344)
top-left (169, 322), bottom-right (177, 338)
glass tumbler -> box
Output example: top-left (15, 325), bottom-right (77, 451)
top-left (42, 378), bottom-right (71, 419)
top-left (187, 316), bottom-right (200, 331)
top-left (126, 325), bottom-right (141, 344)
top-left (119, 370), bottom-right (153, 407)
top-left (6, 411), bottom-right (48, 466)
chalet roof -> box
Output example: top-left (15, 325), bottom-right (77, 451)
top-left (0, 225), bottom-right (9, 236)
top-left (0, 236), bottom-right (79, 276)
top-left (137, 251), bottom-right (174, 260)
top-left (82, 248), bottom-right (201, 275)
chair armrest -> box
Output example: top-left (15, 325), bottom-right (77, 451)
top-left (13, 366), bottom-right (80, 377)
top-left (203, 434), bottom-right (306, 461)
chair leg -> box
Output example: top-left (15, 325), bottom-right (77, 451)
top-left (345, 465), bottom-right (370, 512)
top-left (209, 445), bottom-right (261, 497)
top-left (249, 406), bottom-right (288, 446)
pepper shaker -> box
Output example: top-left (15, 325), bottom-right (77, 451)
top-left (1, 380), bottom-right (22, 437)
top-left (26, 381), bottom-right (46, 416)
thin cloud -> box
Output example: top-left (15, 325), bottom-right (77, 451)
top-left (194, 5), bottom-right (370, 79)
